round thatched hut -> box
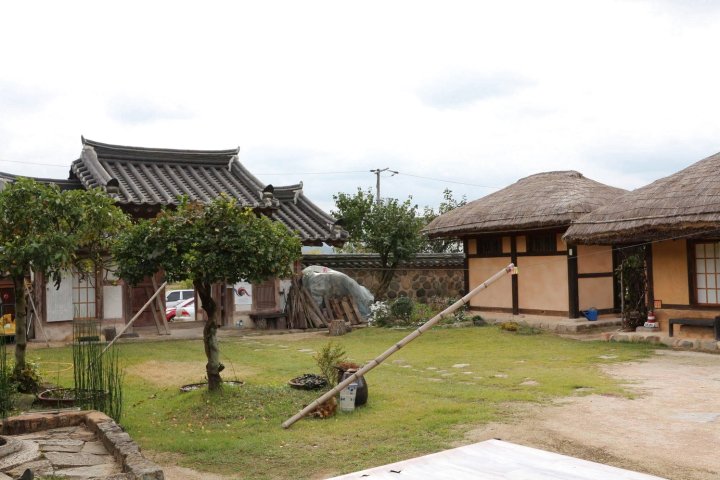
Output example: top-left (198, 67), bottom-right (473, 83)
top-left (423, 171), bottom-right (625, 319)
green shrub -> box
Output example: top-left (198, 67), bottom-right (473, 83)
top-left (471, 315), bottom-right (486, 326)
top-left (313, 341), bottom-right (347, 387)
top-left (499, 321), bottom-right (519, 332)
top-left (390, 297), bottom-right (414, 321)
top-left (11, 359), bottom-right (41, 394)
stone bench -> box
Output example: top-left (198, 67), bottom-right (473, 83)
top-left (668, 316), bottom-right (720, 340)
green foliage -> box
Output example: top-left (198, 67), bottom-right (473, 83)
top-left (333, 189), bottom-right (425, 298)
top-left (10, 359), bottom-right (41, 393)
top-left (73, 320), bottom-right (125, 421)
top-left (421, 188), bottom-right (467, 253)
top-left (499, 321), bottom-right (520, 332)
top-left (615, 249), bottom-right (648, 330)
top-left (113, 196), bottom-right (301, 390)
top-left (313, 342), bottom-right (348, 387)
top-left (113, 196), bottom-right (301, 287)
top-left (0, 178), bottom-right (129, 374)
top-left (390, 296), bottom-right (414, 321)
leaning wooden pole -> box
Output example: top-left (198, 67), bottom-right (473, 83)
top-left (101, 281), bottom-right (168, 355)
top-left (282, 263), bottom-right (516, 429)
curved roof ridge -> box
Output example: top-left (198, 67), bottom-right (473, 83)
top-left (82, 136), bottom-right (239, 156)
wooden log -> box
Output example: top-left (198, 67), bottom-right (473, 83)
top-left (350, 297), bottom-right (365, 324)
top-left (340, 297), bottom-right (358, 325)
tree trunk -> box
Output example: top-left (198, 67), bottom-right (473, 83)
top-left (195, 280), bottom-right (223, 391)
top-left (13, 275), bottom-right (27, 377)
top-left (373, 267), bottom-right (396, 300)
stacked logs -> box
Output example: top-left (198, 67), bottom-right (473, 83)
top-left (287, 275), bottom-right (328, 329)
top-left (286, 275), bottom-right (367, 331)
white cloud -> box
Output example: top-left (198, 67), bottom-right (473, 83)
top-left (1, 0), bottom-right (720, 212)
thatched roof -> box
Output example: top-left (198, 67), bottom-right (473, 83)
top-left (423, 171), bottom-right (625, 238)
top-left (565, 151), bottom-right (720, 245)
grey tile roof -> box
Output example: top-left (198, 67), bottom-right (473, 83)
top-left (69, 138), bottom-right (347, 246)
top-left (302, 253), bottom-right (464, 270)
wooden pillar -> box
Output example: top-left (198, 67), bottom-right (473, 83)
top-left (462, 239), bottom-right (470, 295)
top-left (511, 236), bottom-right (519, 315)
top-left (567, 245), bottom-right (579, 319)
top-left (645, 244), bottom-right (654, 312)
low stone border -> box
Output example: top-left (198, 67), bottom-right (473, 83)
top-left (603, 331), bottom-right (720, 352)
top-left (0, 410), bottom-right (164, 479)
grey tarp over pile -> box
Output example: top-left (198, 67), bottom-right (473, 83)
top-left (302, 266), bottom-right (374, 317)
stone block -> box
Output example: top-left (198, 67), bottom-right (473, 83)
top-left (54, 463), bottom-right (122, 479)
top-left (700, 340), bottom-right (718, 351)
top-left (44, 451), bottom-right (113, 468)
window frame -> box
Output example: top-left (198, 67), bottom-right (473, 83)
top-left (691, 240), bottom-right (720, 306)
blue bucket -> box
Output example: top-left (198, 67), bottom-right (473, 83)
top-left (582, 308), bottom-right (598, 321)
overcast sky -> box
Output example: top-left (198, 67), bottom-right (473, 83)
top-left (1, 0), bottom-right (720, 213)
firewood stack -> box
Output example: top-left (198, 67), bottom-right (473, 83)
top-left (286, 275), bottom-right (368, 330)
top-left (287, 275), bottom-right (328, 329)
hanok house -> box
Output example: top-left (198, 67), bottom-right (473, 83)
top-left (564, 151), bottom-right (720, 340)
top-left (5, 138), bottom-right (347, 341)
top-left (422, 171), bottom-right (625, 319)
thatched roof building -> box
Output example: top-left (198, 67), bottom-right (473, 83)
top-left (423, 171), bottom-right (625, 238)
top-left (564, 152), bottom-right (720, 244)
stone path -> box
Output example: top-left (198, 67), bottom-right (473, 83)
top-left (0, 425), bottom-right (123, 479)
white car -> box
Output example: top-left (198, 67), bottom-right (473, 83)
top-left (172, 298), bottom-right (196, 322)
top-left (166, 289), bottom-right (194, 308)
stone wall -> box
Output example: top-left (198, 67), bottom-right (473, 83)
top-left (302, 253), bottom-right (465, 301)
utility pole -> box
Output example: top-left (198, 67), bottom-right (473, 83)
top-left (370, 168), bottom-right (398, 204)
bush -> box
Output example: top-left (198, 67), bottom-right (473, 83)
top-left (11, 360), bottom-right (41, 394)
top-left (369, 301), bottom-right (392, 327)
top-left (390, 297), bottom-right (414, 321)
top-left (314, 342), bottom-right (347, 387)
top-left (499, 321), bottom-right (519, 332)
top-left (471, 315), bottom-right (486, 326)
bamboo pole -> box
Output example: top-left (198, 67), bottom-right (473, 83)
top-left (282, 263), bottom-right (516, 429)
top-left (101, 281), bottom-right (167, 355)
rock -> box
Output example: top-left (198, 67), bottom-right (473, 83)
top-left (43, 452), bottom-right (113, 468)
top-left (38, 438), bottom-right (85, 453)
top-left (520, 380), bottom-right (539, 386)
top-left (452, 364), bottom-right (470, 368)
top-left (54, 463), bottom-right (122, 479)
top-left (81, 441), bottom-right (111, 455)
top-left (5, 459), bottom-right (53, 478)
top-left (0, 442), bottom-right (40, 471)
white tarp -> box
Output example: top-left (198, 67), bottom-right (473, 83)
top-left (302, 266), bottom-right (374, 317)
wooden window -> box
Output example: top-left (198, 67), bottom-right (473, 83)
top-left (73, 271), bottom-right (96, 319)
top-left (695, 242), bottom-right (720, 305)
top-left (476, 236), bottom-right (502, 256)
top-left (527, 233), bottom-right (556, 254)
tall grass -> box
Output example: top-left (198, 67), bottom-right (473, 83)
top-left (72, 319), bottom-right (124, 421)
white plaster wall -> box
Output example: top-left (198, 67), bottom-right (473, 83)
top-left (46, 272), bottom-right (74, 322)
top-left (103, 284), bottom-right (123, 319)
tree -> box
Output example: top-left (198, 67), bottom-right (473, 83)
top-left (0, 178), bottom-right (129, 378)
top-left (421, 188), bottom-right (467, 253)
top-left (333, 189), bottom-right (424, 299)
top-left (112, 196), bottom-right (301, 391)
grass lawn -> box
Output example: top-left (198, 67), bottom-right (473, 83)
top-left (27, 326), bottom-right (656, 479)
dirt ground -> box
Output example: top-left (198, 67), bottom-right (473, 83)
top-left (151, 342), bottom-right (719, 480)
top-left (465, 349), bottom-right (720, 480)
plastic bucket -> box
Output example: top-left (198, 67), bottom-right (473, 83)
top-left (339, 383), bottom-right (358, 412)
top-left (582, 308), bottom-right (598, 321)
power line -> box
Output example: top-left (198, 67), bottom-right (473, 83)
top-left (0, 158), bottom-right (68, 168)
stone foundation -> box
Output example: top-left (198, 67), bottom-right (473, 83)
top-left (0, 411), bottom-right (163, 479)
